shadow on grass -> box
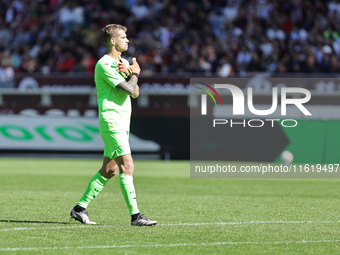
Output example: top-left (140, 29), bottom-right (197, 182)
top-left (0, 219), bottom-right (70, 224)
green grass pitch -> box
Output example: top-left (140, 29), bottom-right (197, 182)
top-left (0, 157), bottom-right (339, 254)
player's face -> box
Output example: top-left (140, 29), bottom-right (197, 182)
top-left (114, 30), bottom-right (129, 52)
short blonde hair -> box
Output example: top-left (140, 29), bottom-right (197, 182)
top-left (102, 24), bottom-right (127, 48)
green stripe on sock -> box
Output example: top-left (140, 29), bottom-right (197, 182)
top-left (77, 171), bottom-right (109, 208)
top-left (119, 174), bottom-right (140, 215)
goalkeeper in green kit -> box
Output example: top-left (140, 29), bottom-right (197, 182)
top-left (70, 24), bottom-right (157, 226)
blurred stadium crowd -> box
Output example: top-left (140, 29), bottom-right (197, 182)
top-left (0, 0), bottom-right (340, 77)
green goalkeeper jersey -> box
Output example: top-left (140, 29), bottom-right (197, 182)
top-left (94, 54), bottom-right (132, 132)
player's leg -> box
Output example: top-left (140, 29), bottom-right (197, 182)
top-left (115, 154), bottom-right (157, 226)
top-left (77, 157), bottom-right (118, 208)
top-left (70, 157), bottom-right (118, 224)
top-left (99, 156), bottom-right (119, 178)
top-left (115, 154), bottom-right (138, 215)
top-left (70, 132), bottom-right (119, 224)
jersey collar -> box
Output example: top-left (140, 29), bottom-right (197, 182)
top-left (106, 54), bottom-right (121, 64)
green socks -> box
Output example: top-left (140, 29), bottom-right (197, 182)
top-left (119, 174), bottom-right (140, 215)
top-left (77, 172), bottom-right (140, 216)
top-left (77, 171), bottom-right (109, 208)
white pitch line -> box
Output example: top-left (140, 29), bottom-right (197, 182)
top-left (161, 220), bottom-right (340, 226)
top-left (1, 240), bottom-right (340, 251)
top-left (0, 225), bottom-right (89, 232)
top-left (0, 220), bottom-right (339, 232)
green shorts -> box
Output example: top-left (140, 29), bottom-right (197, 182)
top-left (101, 131), bottom-right (131, 159)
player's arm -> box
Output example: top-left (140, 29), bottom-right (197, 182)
top-left (117, 57), bottom-right (141, 98)
top-left (117, 76), bottom-right (139, 98)
top-left (131, 83), bottom-right (139, 99)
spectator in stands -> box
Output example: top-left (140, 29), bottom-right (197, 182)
top-left (0, 50), bottom-right (15, 88)
top-left (58, 1), bottom-right (85, 38)
top-left (302, 55), bottom-right (320, 73)
top-left (330, 54), bottom-right (340, 72)
top-left (58, 51), bottom-right (76, 72)
top-left (247, 52), bottom-right (265, 72)
top-left (236, 45), bottom-right (252, 71)
top-left (217, 56), bottom-right (234, 77)
top-left (0, 20), bottom-right (11, 50)
top-left (131, 0), bottom-right (149, 20)
top-left (266, 24), bottom-right (286, 41)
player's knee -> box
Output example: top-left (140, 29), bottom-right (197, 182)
top-left (108, 166), bottom-right (118, 177)
top-left (125, 162), bottom-right (134, 171)
top-left (120, 162), bottom-right (134, 175)
top-left (100, 165), bottom-right (118, 178)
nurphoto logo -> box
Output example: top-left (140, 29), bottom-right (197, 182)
top-left (197, 82), bottom-right (312, 128)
